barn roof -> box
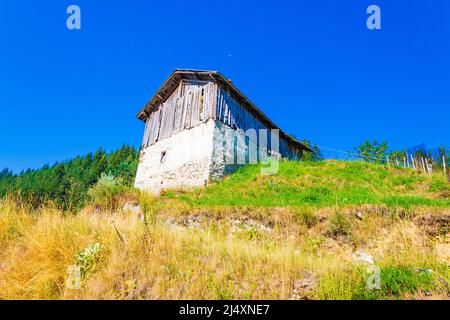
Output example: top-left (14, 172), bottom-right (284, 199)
top-left (136, 69), bottom-right (312, 153)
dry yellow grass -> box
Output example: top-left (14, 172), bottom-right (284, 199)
top-left (0, 197), bottom-right (448, 300)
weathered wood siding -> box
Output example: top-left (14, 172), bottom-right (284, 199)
top-left (141, 80), bottom-right (300, 160)
top-left (215, 87), bottom-right (300, 160)
top-left (142, 80), bottom-right (217, 148)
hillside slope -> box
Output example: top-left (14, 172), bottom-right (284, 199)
top-left (160, 160), bottom-right (450, 208)
top-left (0, 160), bottom-right (449, 300)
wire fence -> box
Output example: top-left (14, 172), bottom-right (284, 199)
top-left (318, 144), bottom-right (449, 180)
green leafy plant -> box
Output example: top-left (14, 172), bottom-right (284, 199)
top-left (76, 242), bottom-right (102, 283)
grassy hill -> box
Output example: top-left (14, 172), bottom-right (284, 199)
top-left (162, 160), bottom-right (450, 208)
top-left (0, 160), bottom-right (449, 299)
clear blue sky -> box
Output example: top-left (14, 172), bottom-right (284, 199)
top-left (1, 1), bottom-right (449, 172)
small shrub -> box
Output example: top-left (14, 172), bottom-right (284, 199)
top-left (88, 173), bottom-right (126, 211)
top-left (293, 207), bottom-right (317, 228)
top-left (327, 211), bottom-right (351, 237)
top-left (139, 193), bottom-right (158, 225)
top-left (355, 140), bottom-right (388, 163)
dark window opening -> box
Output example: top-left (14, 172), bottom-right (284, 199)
top-left (161, 150), bottom-right (167, 163)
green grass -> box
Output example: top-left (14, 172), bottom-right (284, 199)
top-left (163, 160), bottom-right (450, 209)
top-left (429, 175), bottom-right (450, 192)
top-left (353, 266), bottom-right (437, 300)
top-left (318, 265), bottom-right (442, 300)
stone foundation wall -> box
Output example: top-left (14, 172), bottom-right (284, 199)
top-left (134, 120), bottom-right (216, 194)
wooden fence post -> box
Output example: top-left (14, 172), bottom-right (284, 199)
top-left (410, 155), bottom-right (416, 170)
top-left (425, 158), bottom-right (432, 176)
top-left (444, 156), bottom-right (447, 179)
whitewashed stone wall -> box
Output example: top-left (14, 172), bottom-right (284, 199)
top-left (134, 119), bottom-right (216, 194)
top-left (135, 119), bottom-right (285, 194)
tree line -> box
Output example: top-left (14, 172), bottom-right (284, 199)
top-left (0, 145), bottom-right (139, 210)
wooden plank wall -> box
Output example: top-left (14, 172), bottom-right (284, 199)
top-left (215, 88), bottom-right (300, 160)
top-left (141, 80), bottom-right (217, 148)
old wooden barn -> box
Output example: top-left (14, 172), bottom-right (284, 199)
top-left (134, 69), bottom-right (311, 193)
